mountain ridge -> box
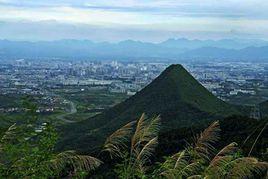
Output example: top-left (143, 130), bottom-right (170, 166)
top-left (1, 39), bottom-right (268, 61)
top-left (58, 64), bottom-right (239, 152)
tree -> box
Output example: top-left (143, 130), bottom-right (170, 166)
top-left (0, 99), bottom-right (101, 178)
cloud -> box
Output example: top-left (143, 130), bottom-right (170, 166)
top-left (1, 0), bottom-right (268, 19)
top-left (0, 0), bottom-right (267, 41)
top-left (0, 19), bottom-right (266, 42)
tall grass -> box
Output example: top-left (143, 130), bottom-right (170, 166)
top-left (103, 113), bottom-right (161, 178)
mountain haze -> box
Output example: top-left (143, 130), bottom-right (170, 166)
top-left (181, 46), bottom-right (268, 61)
top-left (160, 38), bottom-right (268, 50)
top-left (58, 64), bottom-right (239, 152)
top-left (1, 39), bottom-right (268, 61)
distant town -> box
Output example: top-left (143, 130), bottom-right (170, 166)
top-left (1, 59), bottom-right (268, 116)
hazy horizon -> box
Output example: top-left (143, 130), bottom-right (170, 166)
top-left (0, 0), bottom-right (268, 42)
top-left (1, 37), bottom-right (268, 43)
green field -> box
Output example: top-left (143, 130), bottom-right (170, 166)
top-left (50, 86), bottom-right (128, 122)
top-left (0, 86), bottom-right (129, 126)
top-left (0, 94), bottom-right (23, 108)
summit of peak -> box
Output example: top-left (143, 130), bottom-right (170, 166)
top-left (164, 64), bottom-right (185, 72)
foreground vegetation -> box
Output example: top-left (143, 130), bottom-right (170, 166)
top-left (0, 103), bottom-right (101, 178)
top-left (103, 114), bottom-right (268, 179)
top-left (0, 108), bottom-right (267, 178)
top-left (58, 65), bottom-right (241, 153)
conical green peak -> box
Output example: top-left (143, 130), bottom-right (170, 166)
top-left (162, 64), bottom-right (186, 74)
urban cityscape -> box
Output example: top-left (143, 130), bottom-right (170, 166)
top-left (0, 0), bottom-right (267, 178)
top-left (1, 59), bottom-right (267, 118)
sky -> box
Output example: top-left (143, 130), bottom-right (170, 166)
top-left (0, 0), bottom-right (268, 42)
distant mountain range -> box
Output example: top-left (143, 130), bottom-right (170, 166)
top-left (159, 38), bottom-right (268, 50)
top-left (58, 64), bottom-right (239, 152)
top-left (1, 38), bottom-right (268, 61)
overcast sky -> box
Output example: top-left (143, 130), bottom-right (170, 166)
top-left (0, 0), bottom-right (268, 42)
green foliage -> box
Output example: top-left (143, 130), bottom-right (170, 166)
top-left (103, 113), bottom-right (161, 178)
top-left (260, 100), bottom-right (268, 118)
top-left (0, 99), bottom-right (101, 178)
top-left (59, 65), bottom-right (239, 153)
top-left (155, 121), bottom-right (268, 179)
top-left (101, 116), bottom-right (267, 178)
top-left (1, 93), bottom-right (267, 178)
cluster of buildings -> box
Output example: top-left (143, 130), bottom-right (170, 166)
top-left (0, 59), bottom-right (166, 96)
top-left (0, 59), bottom-right (268, 113)
top-left (186, 62), bottom-right (268, 103)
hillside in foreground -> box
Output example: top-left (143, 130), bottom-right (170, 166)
top-left (260, 100), bottom-right (268, 118)
top-left (58, 64), bottom-right (240, 152)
